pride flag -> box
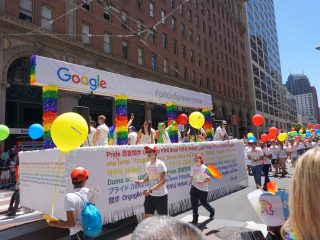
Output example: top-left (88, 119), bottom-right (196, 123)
top-left (205, 163), bottom-right (222, 179)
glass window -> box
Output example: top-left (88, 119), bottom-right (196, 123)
top-left (104, 5), bottom-right (111, 20)
top-left (104, 33), bottom-right (111, 53)
top-left (163, 59), bottom-right (168, 74)
top-left (180, 23), bottom-right (185, 36)
top-left (138, 47), bottom-right (144, 65)
top-left (150, 29), bottom-right (156, 43)
top-left (182, 44), bottom-right (186, 59)
top-left (171, 17), bottom-right (176, 31)
top-left (82, 23), bottom-right (91, 44)
top-left (137, 19), bottom-right (143, 31)
top-left (150, 2), bottom-right (155, 17)
top-left (82, 0), bottom-right (90, 10)
top-left (174, 63), bottom-right (178, 78)
top-left (122, 41), bottom-right (129, 59)
top-left (179, 2), bottom-right (184, 15)
top-left (162, 33), bottom-right (167, 49)
top-left (188, 9), bottom-right (192, 22)
top-left (161, 10), bottom-right (166, 24)
top-left (173, 39), bottom-right (178, 55)
top-left (19, 0), bottom-right (33, 22)
top-left (151, 53), bottom-right (157, 70)
top-left (121, 11), bottom-right (129, 29)
top-left (170, 0), bottom-right (175, 9)
top-left (41, 5), bottom-right (53, 31)
top-left (195, 16), bottom-right (199, 27)
top-left (136, 0), bottom-right (143, 11)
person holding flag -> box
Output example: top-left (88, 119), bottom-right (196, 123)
top-left (189, 153), bottom-right (215, 225)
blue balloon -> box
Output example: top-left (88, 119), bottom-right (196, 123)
top-left (306, 132), bottom-right (312, 138)
top-left (28, 124), bottom-right (44, 140)
top-left (248, 136), bottom-right (257, 142)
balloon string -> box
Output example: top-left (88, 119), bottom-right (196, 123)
top-left (51, 152), bottom-right (64, 216)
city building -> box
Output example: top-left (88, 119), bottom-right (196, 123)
top-left (246, 0), bottom-right (293, 131)
top-left (283, 86), bottom-right (298, 126)
top-left (0, 0), bottom-right (252, 147)
top-left (311, 86), bottom-right (320, 123)
top-left (295, 93), bottom-right (317, 124)
top-left (286, 73), bottom-right (312, 95)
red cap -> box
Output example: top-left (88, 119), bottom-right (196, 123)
top-left (144, 144), bottom-right (158, 152)
top-left (71, 167), bottom-right (89, 184)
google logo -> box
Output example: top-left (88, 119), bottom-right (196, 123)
top-left (57, 67), bottom-right (107, 91)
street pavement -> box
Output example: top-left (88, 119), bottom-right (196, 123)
top-left (0, 165), bottom-right (294, 240)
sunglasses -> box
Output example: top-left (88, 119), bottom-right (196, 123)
top-left (146, 150), bottom-right (155, 153)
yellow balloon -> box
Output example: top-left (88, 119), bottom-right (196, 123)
top-left (51, 112), bottom-right (88, 152)
top-left (247, 132), bottom-right (254, 138)
top-left (277, 133), bottom-right (287, 142)
top-left (189, 112), bottom-right (205, 129)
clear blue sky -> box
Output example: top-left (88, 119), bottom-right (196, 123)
top-left (274, 0), bottom-right (320, 97)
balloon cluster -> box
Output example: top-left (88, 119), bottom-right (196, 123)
top-left (166, 103), bottom-right (178, 143)
top-left (202, 109), bottom-right (213, 141)
top-left (115, 96), bottom-right (128, 145)
top-left (0, 125), bottom-right (10, 141)
top-left (42, 86), bottom-right (58, 149)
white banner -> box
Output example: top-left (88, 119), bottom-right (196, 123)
top-left (33, 55), bottom-right (213, 109)
top-left (20, 140), bottom-right (248, 223)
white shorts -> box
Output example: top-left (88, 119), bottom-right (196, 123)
top-left (1, 170), bottom-right (10, 179)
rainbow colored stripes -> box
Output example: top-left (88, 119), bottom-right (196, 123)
top-left (202, 109), bottom-right (213, 141)
top-left (205, 163), bottom-right (222, 179)
top-left (108, 126), bottom-right (115, 145)
top-left (166, 103), bottom-right (178, 143)
top-left (30, 55), bottom-right (36, 85)
top-left (115, 96), bottom-right (128, 145)
top-left (42, 86), bottom-right (58, 149)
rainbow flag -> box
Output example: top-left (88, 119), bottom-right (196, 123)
top-left (115, 96), bottom-right (128, 145)
top-left (202, 109), bottom-right (213, 140)
top-left (166, 103), bottom-right (178, 143)
top-left (30, 55), bottom-right (36, 85)
top-left (205, 163), bottom-right (222, 179)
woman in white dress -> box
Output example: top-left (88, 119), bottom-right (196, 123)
top-left (136, 121), bottom-right (154, 144)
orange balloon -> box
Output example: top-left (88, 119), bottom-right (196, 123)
top-left (269, 127), bottom-right (278, 135)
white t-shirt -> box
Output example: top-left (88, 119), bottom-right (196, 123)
top-left (262, 147), bottom-right (272, 165)
top-left (190, 164), bottom-right (210, 192)
top-left (64, 187), bottom-right (90, 235)
top-left (83, 126), bottom-right (96, 146)
top-left (278, 148), bottom-right (287, 159)
top-left (247, 147), bottom-right (264, 166)
top-left (96, 124), bottom-right (109, 146)
top-left (214, 127), bottom-right (226, 141)
top-left (244, 146), bottom-right (251, 166)
top-left (145, 159), bottom-right (167, 196)
top-left (162, 131), bottom-right (171, 144)
top-left (128, 132), bottom-right (137, 145)
top-left (270, 145), bottom-right (279, 159)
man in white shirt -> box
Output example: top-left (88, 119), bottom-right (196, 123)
top-left (214, 121), bottom-right (227, 141)
top-left (48, 167), bottom-right (92, 240)
top-left (93, 115), bottom-right (109, 146)
top-left (128, 126), bottom-right (137, 145)
top-left (135, 145), bottom-right (168, 219)
top-left (247, 138), bottom-right (264, 188)
top-left (260, 142), bottom-right (272, 189)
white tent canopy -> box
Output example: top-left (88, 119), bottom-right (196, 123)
top-left (32, 55), bottom-right (213, 109)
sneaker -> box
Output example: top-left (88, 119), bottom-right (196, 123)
top-left (189, 220), bottom-right (198, 225)
top-left (6, 211), bottom-right (16, 216)
top-left (209, 211), bottom-right (215, 219)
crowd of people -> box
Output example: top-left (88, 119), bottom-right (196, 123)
top-left (83, 114), bottom-right (230, 147)
top-left (0, 147), bottom-right (18, 189)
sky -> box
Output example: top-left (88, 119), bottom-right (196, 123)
top-left (274, 0), bottom-right (320, 96)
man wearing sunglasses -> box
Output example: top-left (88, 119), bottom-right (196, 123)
top-left (135, 145), bottom-right (168, 219)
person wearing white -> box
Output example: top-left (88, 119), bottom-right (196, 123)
top-left (277, 143), bottom-right (287, 177)
top-left (189, 153), bottom-right (215, 224)
top-left (260, 142), bottom-right (272, 189)
top-left (213, 121), bottom-right (227, 141)
top-left (269, 141), bottom-right (279, 176)
top-left (247, 139), bottom-right (264, 188)
top-left (136, 121), bottom-right (154, 144)
top-left (135, 145), bottom-right (167, 219)
top-left (83, 121), bottom-right (97, 147)
top-left (128, 126), bottom-right (138, 145)
top-left (47, 167), bottom-right (93, 240)
top-left (93, 115), bottom-right (109, 146)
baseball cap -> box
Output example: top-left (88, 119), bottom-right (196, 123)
top-left (248, 139), bottom-right (256, 144)
top-left (129, 126), bottom-right (136, 132)
top-left (222, 120), bottom-right (227, 125)
top-left (144, 144), bottom-right (158, 152)
top-left (71, 167), bottom-right (90, 184)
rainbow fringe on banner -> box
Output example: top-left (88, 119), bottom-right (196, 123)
top-left (166, 103), bottom-right (178, 143)
top-left (30, 55), bottom-right (36, 85)
top-left (202, 109), bottom-right (213, 141)
top-left (42, 86), bottom-right (58, 149)
top-left (115, 96), bottom-right (128, 145)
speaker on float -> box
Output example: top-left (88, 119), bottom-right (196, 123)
top-left (72, 106), bottom-right (91, 134)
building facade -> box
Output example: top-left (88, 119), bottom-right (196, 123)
top-left (311, 86), bottom-right (320, 123)
top-left (0, 0), bottom-right (253, 147)
top-left (295, 93), bottom-right (317, 124)
top-left (286, 74), bottom-right (312, 95)
top-left (246, 0), bottom-right (294, 131)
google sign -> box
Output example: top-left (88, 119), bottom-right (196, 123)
top-left (57, 67), bottom-right (107, 91)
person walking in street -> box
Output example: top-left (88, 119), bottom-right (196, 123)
top-left (134, 145), bottom-right (167, 219)
top-left (247, 138), bottom-right (264, 188)
top-left (270, 140), bottom-right (279, 177)
top-left (277, 142), bottom-right (288, 177)
top-left (48, 167), bottom-right (92, 240)
top-left (7, 156), bottom-right (20, 216)
top-left (189, 153), bottom-right (215, 225)
top-left (260, 142), bottom-right (272, 190)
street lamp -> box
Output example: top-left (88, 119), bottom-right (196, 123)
top-left (316, 45), bottom-right (320, 50)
